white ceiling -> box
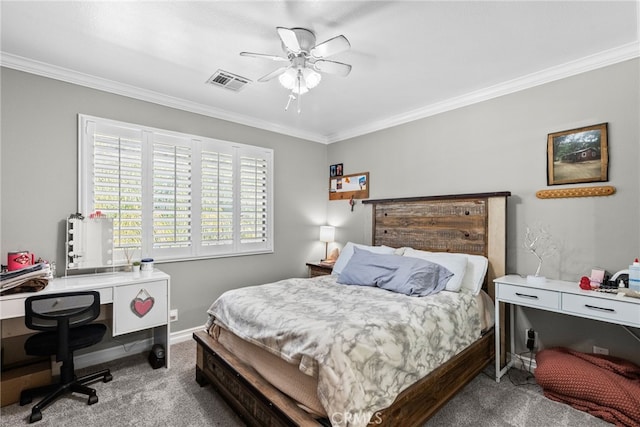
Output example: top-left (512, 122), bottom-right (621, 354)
top-left (1, 1), bottom-right (638, 143)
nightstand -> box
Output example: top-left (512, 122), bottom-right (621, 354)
top-left (306, 262), bottom-right (334, 277)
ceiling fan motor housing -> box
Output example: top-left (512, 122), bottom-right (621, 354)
top-left (284, 28), bottom-right (316, 54)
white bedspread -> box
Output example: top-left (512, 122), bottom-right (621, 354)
top-left (207, 275), bottom-right (481, 427)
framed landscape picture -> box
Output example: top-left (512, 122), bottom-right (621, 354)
top-left (547, 123), bottom-right (608, 185)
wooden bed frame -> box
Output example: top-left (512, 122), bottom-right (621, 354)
top-left (194, 191), bottom-right (510, 426)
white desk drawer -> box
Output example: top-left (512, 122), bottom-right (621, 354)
top-left (1, 298), bottom-right (26, 319)
top-left (96, 287), bottom-right (113, 304)
top-left (0, 288), bottom-right (112, 319)
top-left (497, 283), bottom-right (560, 310)
top-left (562, 294), bottom-right (640, 327)
top-left (113, 280), bottom-right (168, 336)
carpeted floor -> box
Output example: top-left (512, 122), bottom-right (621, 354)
top-left (1, 340), bottom-right (609, 426)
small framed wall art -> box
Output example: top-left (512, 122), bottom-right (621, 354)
top-left (330, 163), bottom-right (343, 177)
top-left (547, 123), bottom-right (608, 185)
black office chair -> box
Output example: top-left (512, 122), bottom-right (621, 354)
top-left (19, 291), bottom-right (113, 423)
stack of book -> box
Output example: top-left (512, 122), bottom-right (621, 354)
top-left (1, 263), bottom-right (51, 294)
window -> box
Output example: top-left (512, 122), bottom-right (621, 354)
top-left (79, 114), bottom-right (273, 263)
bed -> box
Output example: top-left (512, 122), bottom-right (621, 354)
top-left (194, 191), bottom-right (510, 426)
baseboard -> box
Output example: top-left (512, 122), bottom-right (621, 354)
top-left (70, 329), bottom-right (539, 378)
top-left (74, 324), bottom-right (206, 370)
top-left (170, 325), bottom-right (205, 344)
top-left (508, 351), bottom-right (538, 371)
top-left (75, 328), bottom-right (539, 373)
top-left (74, 337), bottom-right (153, 370)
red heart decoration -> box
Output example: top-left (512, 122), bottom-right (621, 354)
top-left (131, 297), bottom-right (155, 317)
top-left (579, 276), bottom-right (592, 290)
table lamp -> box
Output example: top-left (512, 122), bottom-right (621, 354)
top-left (319, 226), bottom-right (335, 261)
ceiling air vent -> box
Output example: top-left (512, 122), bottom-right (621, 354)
top-left (206, 70), bottom-right (251, 92)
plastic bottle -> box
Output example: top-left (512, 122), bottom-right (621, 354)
top-left (629, 258), bottom-right (640, 292)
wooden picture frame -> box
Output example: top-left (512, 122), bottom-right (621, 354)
top-left (547, 123), bottom-right (608, 185)
top-left (329, 172), bottom-right (369, 201)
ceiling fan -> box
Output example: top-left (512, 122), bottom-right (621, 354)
top-left (240, 27), bottom-right (352, 113)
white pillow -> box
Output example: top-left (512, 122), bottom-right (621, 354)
top-left (402, 249), bottom-right (488, 295)
top-left (332, 242), bottom-right (396, 276)
top-left (402, 248), bottom-right (468, 292)
top-left (393, 247), bottom-right (409, 256)
top-left (461, 253), bottom-right (489, 295)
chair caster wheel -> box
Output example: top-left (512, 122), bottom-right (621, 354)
top-left (104, 374), bottom-right (113, 382)
top-left (29, 410), bottom-right (42, 423)
top-left (88, 395), bottom-right (98, 405)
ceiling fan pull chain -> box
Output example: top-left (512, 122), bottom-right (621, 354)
top-left (297, 72), bottom-right (303, 114)
top-left (285, 92), bottom-right (295, 111)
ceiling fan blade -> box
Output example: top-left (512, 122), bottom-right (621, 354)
top-left (313, 60), bottom-right (352, 77)
top-left (310, 35), bottom-right (350, 58)
top-left (258, 67), bottom-right (289, 82)
top-left (276, 27), bottom-right (302, 54)
top-left (240, 52), bottom-right (289, 62)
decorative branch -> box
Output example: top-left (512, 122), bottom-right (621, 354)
top-left (523, 223), bottom-right (557, 277)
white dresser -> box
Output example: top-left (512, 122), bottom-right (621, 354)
top-left (494, 274), bottom-right (640, 382)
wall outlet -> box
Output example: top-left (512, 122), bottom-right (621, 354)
top-left (525, 328), bottom-right (538, 350)
top-left (169, 309), bottom-right (178, 322)
top-left (593, 345), bottom-right (609, 355)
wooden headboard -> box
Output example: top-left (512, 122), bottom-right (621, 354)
top-left (363, 192), bottom-right (510, 299)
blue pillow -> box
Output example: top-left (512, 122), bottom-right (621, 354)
top-left (337, 247), bottom-right (399, 288)
top-left (331, 242), bottom-right (396, 276)
top-left (337, 247), bottom-right (453, 297)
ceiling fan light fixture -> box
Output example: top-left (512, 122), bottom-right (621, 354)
top-left (292, 73), bottom-right (309, 95)
top-left (292, 85), bottom-right (309, 95)
top-left (278, 69), bottom-right (297, 89)
top-left (303, 68), bottom-right (321, 89)
top-left (278, 68), bottom-right (320, 92)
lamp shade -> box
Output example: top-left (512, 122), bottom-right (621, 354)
top-left (319, 226), bottom-right (335, 243)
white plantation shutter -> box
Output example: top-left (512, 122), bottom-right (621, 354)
top-left (151, 135), bottom-right (192, 258)
top-left (79, 115), bottom-right (273, 263)
top-left (200, 142), bottom-right (234, 251)
top-left (81, 119), bottom-right (143, 264)
top-left (238, 149), bottom-right (270, 250)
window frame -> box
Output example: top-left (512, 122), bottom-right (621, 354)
top-left (78, 114), bottom-right (274, 264)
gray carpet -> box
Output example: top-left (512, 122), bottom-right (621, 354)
top-left (1, 340), bottom-right (609, 426)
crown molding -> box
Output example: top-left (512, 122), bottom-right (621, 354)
top-left (325, 41), bottom-right (640, 143)
top-left (3, 41), bottom-right (638, 145)
top-left (0, 52), bottom-right (328, 144)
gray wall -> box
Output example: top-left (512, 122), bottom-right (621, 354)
top-left (327, 59), bottom-right (640, 363)
top-left (1, 68), bottom-right (328, 332)
top-left (2, 59), bottom-right (639, 364)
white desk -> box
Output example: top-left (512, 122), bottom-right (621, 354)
top-left (0, 270), bottom-right (171, 368)
top-left (494, 274), bottom-right (640, 382)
